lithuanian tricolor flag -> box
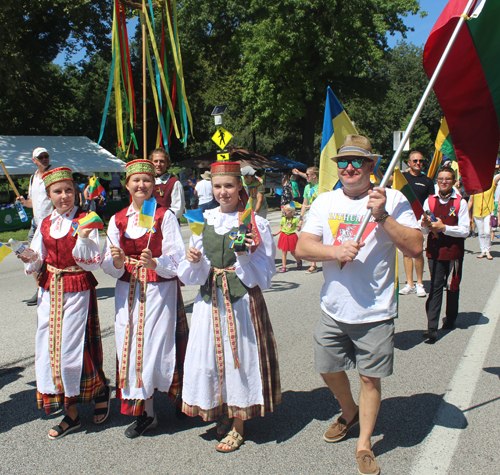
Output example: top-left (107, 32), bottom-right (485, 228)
top-left (78, 212), bottom-right (104, 230)
top-left (423, 0), bottom-right (500, 194)
top-left (88, 175), bottom-right (105, 200)
top-left (392, 167), bottom-right (425, 219)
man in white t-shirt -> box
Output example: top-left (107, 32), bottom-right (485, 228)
top-left (17, 147), bottom-right (53, 305)
top-left (195, 171), bottom-right (217, 212)
top-left (296, 135), bottom-right (422, 475)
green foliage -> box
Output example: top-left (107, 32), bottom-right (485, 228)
top-left (344, 41), bottom-right (442, 171)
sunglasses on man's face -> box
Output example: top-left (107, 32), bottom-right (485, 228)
top-left (337, 158), bottom-right (365, 169)
top-left (37, 154), bottom-right (49, 159)
top-left (412, 159), bottom-right (423, 164)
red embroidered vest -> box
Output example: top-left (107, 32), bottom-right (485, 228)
top-left (38, 209), bottom-right (98, 292)
top-left (114, 206), bottom-right (172, 283)
top-left (152, 176), bottom-right (178, 209)
top-left (426, 195), bottom-right (465, 260)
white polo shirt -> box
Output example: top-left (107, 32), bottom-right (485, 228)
top-left (28, 171), bottom-right (53, 224)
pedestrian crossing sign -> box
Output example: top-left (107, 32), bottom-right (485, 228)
top-left (217, 152), bottom-right (230, 161)
top-left (212, 127), bottom-right (233, 148)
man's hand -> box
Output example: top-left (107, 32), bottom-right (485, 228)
top-left (110, 245), bottom-right (125, 269)
top-left (334, 240), bottom-right (365, 262)
top-left (186, 247), bottom-right (202, 263)
top-left (367, 186), bottom-right (387, 220)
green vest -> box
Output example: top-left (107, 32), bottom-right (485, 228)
top-left (200, 222), bottom-right (249, 304)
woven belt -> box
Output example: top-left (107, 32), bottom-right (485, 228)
top-left (210, 266), bottom-right (241, 404)
top-left (119, 256), bottom-right (148, 389)
top-left (46, 264), bottom-right (86, 393)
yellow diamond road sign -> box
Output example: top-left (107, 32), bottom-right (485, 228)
top-left (212, 127), bottom-right (232, 149)
top-left (217, 152), bottom-right (230, 161)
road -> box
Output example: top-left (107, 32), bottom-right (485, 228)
top-left (1, 209), bottom-right (499, 474)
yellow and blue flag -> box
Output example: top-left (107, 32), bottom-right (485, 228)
top-left (139, 197), bottom-right (157, 229)
top-left (184, 209), bottom-right (205, 236)
top-left (0, 242), bottom-right (13, 263)
top-left (318, 87), bottom-right (357, 194)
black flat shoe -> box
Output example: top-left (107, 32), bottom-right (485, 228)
top-left (48, 415), bottom-right (81, 440)
top-left (26, 292), bottom-right (38, 306)
top-left (422, 329), bottom-right (438, 342)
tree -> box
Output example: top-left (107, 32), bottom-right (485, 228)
top-left (344, 41), bottom-right (442, 170)
top-left (0, 0), bottom-right (112, 135)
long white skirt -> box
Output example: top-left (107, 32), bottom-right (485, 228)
top-left (115, 280), bottom-right (177, 400)
top-left (182, 288), bottom-right (264, 410)
top-left (36, 288), bottom-right (89, 397)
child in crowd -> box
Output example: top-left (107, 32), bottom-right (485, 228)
top-left (178, 161), bottom-right (281, 453)
top-left (101, 159), bottom-right (188, 439)
top-left (20, 167), bottom-right (109, 439)
top-left (273, 203), bottom-right (302, 273)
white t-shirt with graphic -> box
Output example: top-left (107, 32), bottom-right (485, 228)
top-left (303, 188), bottom-right (419, 324)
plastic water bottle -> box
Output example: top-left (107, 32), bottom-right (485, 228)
top-left (8, 238), bottom-right (37, 262)
top-left (15, 201), bottom-right (29, 222)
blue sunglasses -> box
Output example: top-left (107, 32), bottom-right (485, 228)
top-left (337, 158), bottom-right (366, 169)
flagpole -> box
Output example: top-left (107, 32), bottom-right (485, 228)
top-left (354, 0), bottom-right (476, 242)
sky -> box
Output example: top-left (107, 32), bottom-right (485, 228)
top-left (54, 0), bottom-right (447, 65)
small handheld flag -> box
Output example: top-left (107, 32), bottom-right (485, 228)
top-left (139, 197), bottom-right (157, 229)
top-left (78, 212), bottom-right (104, 230)
top-left (183, 209), bottom-right (205, 236)
top-left (0, 242), bottom-right (13, 264)
top-left (88, 175), bottom-right (105, 200)
top-left (240, 198), bottom-right (252, 226)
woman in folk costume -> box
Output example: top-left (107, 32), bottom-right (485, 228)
top-left (178, 161), bottom-right (281, 453)
top-left (101, 159), bottom-right (188, 439)
top-left (20, 167), bottom-right (110, 439)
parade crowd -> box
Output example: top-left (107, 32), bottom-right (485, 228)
top-left (12, 136), bottom-right (500, 475)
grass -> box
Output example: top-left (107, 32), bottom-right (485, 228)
top-left (0, 228), bottom-right (30, 243)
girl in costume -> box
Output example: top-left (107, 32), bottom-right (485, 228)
top-left (20, 167), bottom-right (110, 439)
top-left (178, 161), bottom-right (281, 453)
top-left (273, 203), bottom-right (302, 273)
top-left (101, 159), bottom-right (188, 439)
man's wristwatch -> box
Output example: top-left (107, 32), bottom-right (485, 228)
top-left (374, 212), bottom-right (390, 223)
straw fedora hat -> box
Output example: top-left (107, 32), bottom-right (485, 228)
top-left (201, 171), bottom-right (212, 180)
top-left (330, 135), bottom-right (381, 162)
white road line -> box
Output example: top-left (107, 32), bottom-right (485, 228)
top-left (410, 272), bottom-right (500, 474)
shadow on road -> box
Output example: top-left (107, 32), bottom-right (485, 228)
top-left (372, 392), bottom-right (466, 456)
top-left (197, 387), bottom-right (338, 444)
top-left (0, 366), bottom-right (24, 391)
top-left (96, 287), bottom-right (116, 301)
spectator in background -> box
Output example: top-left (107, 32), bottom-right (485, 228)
top-left (281, 171), bottom-right (294, 208)
top-left (196, 171), bottom-right (218, 212)
top-left (187, 171), bottom-right (198, 210)
top-left (291, 174), bottom-right (301, 202)
top-left (469, 173), bottom-right (500, 259)
top-left (17, 147), bottom-right (53, 306)
top-left (241, 166), bottom-right (268, 219)
top-left (399, 151), bottom-right (435, 298)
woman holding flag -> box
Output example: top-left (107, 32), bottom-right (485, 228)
top-left (101, 159), bottom-right (188, 439)
top-left (20, 167), bottom-right (110, 439)
top-left (178, 161), bottom-right (281, 453)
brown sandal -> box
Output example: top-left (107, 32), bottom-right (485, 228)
top-left (216, 429), bottom-right (245, 453)
top-left (215, 415), bottom-right (234, 438)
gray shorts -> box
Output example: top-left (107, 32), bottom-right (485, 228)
top-left (314, 311), bottom-right (395, 378)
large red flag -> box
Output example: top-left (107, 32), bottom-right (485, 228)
top-left (423, 0), bottom-right (500, 194)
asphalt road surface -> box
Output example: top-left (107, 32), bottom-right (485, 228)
top-left (1, 209), bottom-right (499, 474)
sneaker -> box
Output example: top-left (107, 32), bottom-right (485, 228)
top-left (124, 411), bottom-right (158, 439)
top-left (356, 450), bottom-right (380, 475)
top-left (26, 292), bottom-right (38, 306)
top-left (323, 411), bottom-right (359, 443)
top-left (416, 283), bottom-right (426, 297)
top-left (399, 284), bottom-right (416, 295)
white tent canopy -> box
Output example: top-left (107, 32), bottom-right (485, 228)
top-left (0, 136), bottom-right (126, 176)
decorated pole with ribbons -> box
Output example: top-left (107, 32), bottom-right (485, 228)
top-left (98, 0), bottom-right (193, 158)
top-left (354, 0), bottom-right (477, 243)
